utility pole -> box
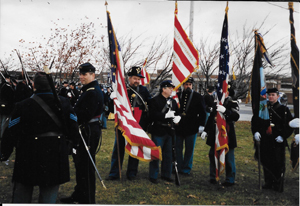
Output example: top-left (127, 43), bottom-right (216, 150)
top-left (189, 1), bottom-right (194, 42)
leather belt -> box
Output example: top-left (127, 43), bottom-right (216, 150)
top-left (155, 121), bottom-right (172, 127)
top-left (35, 132), bottom-right (63, 137)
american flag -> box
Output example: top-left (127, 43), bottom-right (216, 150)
top-left (140, 58), bottom-right (150, 86)
top-left (215, 5), bottom-right (229, 181)
top-left (106, 11), bottom-right (161, 162)
top-left (172, 2), bottom-right (199, 91)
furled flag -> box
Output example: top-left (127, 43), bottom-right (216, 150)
top-left (106, 10), bottom-right (161, 162)
top-left (251, 31), bottom-right (274, 137)
top-left (172, 2), bottom-right (199, 91)
top-left (140, 58), bottom-right (150, 86)
top-left (289, 2), bottom-right (299, 171)
top-left (215, 3), bottom-right (229, 181)
top-left (289, 2), bottom-right (299, 118)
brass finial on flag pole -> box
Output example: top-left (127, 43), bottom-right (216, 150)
top-left (225, 1), bottom-right (229, 14)
top-left (289, 2), bottom-right (294, 11)
top-left (175, 1), bottom-right (178, 15)
top-left (105, 1), bottom-right (108, 11)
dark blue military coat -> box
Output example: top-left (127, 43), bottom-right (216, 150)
top-left (1, 91), bottom-right (80, 186)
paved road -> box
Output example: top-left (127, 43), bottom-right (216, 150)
top-left (238, 103), bottom-right (294, 121)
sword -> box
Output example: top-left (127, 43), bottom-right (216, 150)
top-left (79, 128), bottom-right (107, 189)
top-left (257, 141), bottom-right (262, 190)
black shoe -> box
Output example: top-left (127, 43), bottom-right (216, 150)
top-left (222, 182), bottom-right (235, 187)
top-left (262, 184), bottom-right (273, 189)
top-left (106, 176), bottom-right (119, 181)
top-left (60, 196), bottom-right (77, 203)
top-left (179, 172), bottom-right (190, 176)
top-left (161, 176), bottom-right (174, 182)
top-left (209, 179), bottom-right (217, 184)
top-left (127, 176), bottom-right (136, 181)
top-left (150, 178), bottom-right (158, 184)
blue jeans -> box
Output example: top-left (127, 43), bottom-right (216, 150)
top-left (12, 182), bottom-right (59, 203)
top-left (175, 133), bottom-right (197, 174)
top-left (149, 134), bottom-right (173, 179)
top-left (109, 130), bottom-right (139, 178)
top-left (209, 147), bottom-right (236, 183)
top-left (100, 112), bottom-right (107, 129)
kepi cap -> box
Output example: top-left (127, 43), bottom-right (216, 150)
top-left (127, 66), bottom-right (145, 78)
top-left (267, 88), bottom-right (279, 94)
top-left (184, 77), bottom-right (194, 84)
top-left (160, 80), bottom-right (175, 89)
top-left (79, 62), bottom-right (96, 74)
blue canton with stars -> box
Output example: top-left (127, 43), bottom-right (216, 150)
top-left (107, 11), bottom-right (121, 84)
top-left (217, 12), bottom-right (229, 102)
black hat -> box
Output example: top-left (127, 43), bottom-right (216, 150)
top-left (207, 86), bottom-right (214, 93)
top-left (17, 75), bottom-right (24, 81)
top-left (79, 62), bottom-right (95, 74)
top-left (184, 77), bottom-right (194, 84)
top-left (34, 72), bottom-right (51, 91)
top-left (62, 81), bottom-right (68, 85)
top-left (70, 82), bottom-right (76, 86)
top-left (127, 66), bottom-right (145, 78)
top-left (3, 73), bottom-right (10, 78)
top-left (160, 80), bottom-right (175, 89)
top-left (267, 88), bottom-right (279, 94)
top-left (228, 87), bottom-right (235, 97)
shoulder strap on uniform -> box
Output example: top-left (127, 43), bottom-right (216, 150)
top-left (31, 94), bottom-right (62, 128)
top-left (86, 87), bottom-right (95, 91)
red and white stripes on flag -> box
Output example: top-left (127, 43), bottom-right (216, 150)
top-left (140, 58), bottom-right (150, 86)
top-left (107, 10), bottom-right (162, 162)
top-left (172, 2), bottom-right (199, 91)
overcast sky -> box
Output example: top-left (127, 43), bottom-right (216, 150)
top-left (0, 0), bottom-right (299, 70)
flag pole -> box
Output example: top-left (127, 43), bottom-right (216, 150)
top-left (106, 1), bottom-right (122, 180)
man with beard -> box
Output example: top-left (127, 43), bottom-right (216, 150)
top-left (107, 66), bottom-right (151, 181)
top-left (175, 77), bottom-right (206, 176)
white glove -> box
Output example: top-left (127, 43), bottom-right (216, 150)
top-left (254, 132), bottom-right (261, 142)
top-left (289, 118), bottom-right (299, 128)
top-left (275, 136), bottom-right (284, 143)
top-left (67, 92), bottom-right (72, 98)
top-left (165, 109), bottom-right (175, 119)
top-left (294, 134), bottom-right (299, 145)
top-left (198, 126), bottom-right (205, 134)
top-left (173, 116), bottom-right (181, 124)
top-left (201, 131), bottom-right (207, 140)
top-left (110, 91), bottom-right (117, 100)
top-left (216, 105), bottom-right (226, 113)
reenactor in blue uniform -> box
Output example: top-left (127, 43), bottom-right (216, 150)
top-left (14, 75), bottom-right (33, 103)
top-left (69, 82), bottom-right (79, 107)
top-left (175, 77), bottom-right (206, 175)
top-left (107, 66), bottom-right (151, 181)
top-left (252, 88), bottom-right (293, 192)
top-left (201, 86), bottom-right (240, 186)
top-left (148, 80), bottom-right (181, 184)
top-left (60, 62), bottom-right (104, 203)
top-left (59, 81), bottom-right (70, 98)
top-left (0, 74), bottom-right (15, 138)
top-left (0, 72), bottom-right (80, 203)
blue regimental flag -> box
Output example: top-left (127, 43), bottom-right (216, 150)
top-left (251, 31), bottom-right (273, 135)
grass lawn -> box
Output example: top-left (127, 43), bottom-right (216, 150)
top-left (0, 121), bottom-right (299, 205)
